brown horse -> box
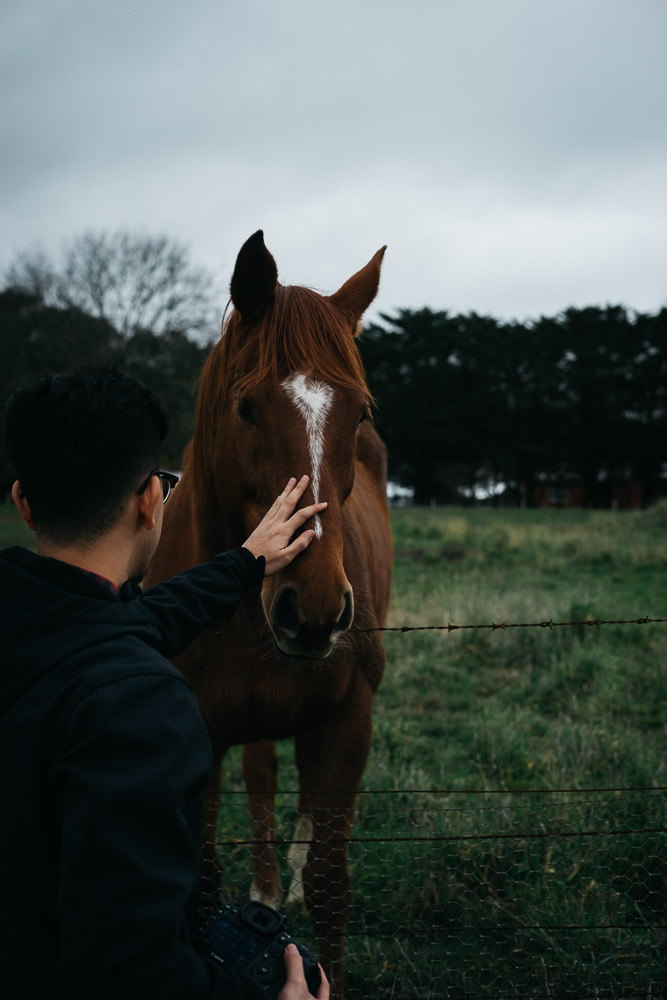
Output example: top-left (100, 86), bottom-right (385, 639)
top-left (145, 231), bottom-right (392, 996)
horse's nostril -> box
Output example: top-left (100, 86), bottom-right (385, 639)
top-left (273, 586), bottom-right (353, 650)
top-left (274, 588), bottom-right (301, 639)
top-left (331, 590), bottom-right (354, 640)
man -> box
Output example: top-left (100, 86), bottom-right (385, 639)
top-left (0, 367), bottom-right (329, 1000)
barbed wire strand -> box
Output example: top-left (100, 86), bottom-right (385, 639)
top-left (223, 785), bottom-right (666, 795)
top-left (217, 825), bottom-right (666, 848)
top-left (373, 992), bottom-right (665, 1000)
top-left (199, 616), bottom-right (667, 639)
top-left (339, 925), bottom-right (664, 935)
top-left (384, 994), bottom-right (666, 1000)
top-left (353, 616), bottom-right (667, 634)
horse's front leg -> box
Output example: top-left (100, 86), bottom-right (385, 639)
top-left (243, 739), bottom-right (284, 909)
top-left (294, 694), bottom-right (373, 999)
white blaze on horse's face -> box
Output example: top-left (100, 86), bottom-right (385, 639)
top-left (281, 373), bottom-right (334, 538)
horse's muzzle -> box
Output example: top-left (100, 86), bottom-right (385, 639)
top-left (270, 585), bottom-right (354, 659)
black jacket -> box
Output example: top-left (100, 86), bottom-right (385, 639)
top-left (0, 544), bottom-right (266, 999)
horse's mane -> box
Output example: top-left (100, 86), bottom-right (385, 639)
top-left (229, 284), bottom-right (369, 395)
top-left (193, 284), bottom-right (371, 478)
top-left (198, 283), bottom-right (370, 423)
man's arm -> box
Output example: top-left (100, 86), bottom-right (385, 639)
top-left (136, 546), bottom-right (264, 658)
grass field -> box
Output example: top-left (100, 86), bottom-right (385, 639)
top-left (215, 504), bottom-right (666, 997)
top-left (3, 503), bottom-right (665, 996)
top-left (350, 504), bottom-right (667, 997)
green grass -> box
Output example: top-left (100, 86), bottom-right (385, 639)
top-left (3, 502), bottom-right (665, 996)
top-left (378, 504), bottom-right (666, 793)
top-left (215, 504), bottom-right (667, 997)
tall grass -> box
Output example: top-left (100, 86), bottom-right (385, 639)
top-left (380, 504), bottom-right (665, 792)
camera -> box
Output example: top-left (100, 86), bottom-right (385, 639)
top-left (193, 899), bottom-right (322, 997)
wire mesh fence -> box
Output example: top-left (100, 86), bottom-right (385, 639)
top-left (206, 786), bottom-right (666, 999)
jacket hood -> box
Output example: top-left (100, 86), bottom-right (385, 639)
top-left (0, 546), bottom-right (162, 714)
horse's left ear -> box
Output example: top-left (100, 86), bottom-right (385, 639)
top-left (328, 246), bottom-right (387, 325)
top-left (230, 230), bottom-right (279, 322)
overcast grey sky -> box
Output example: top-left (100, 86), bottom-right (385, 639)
top-left (2, 0), bottom-right (665, 328)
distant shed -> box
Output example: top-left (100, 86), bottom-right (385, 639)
top-left (532, 477), bottom-right (644, 510)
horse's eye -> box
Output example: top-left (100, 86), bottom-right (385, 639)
top-left (237, 398), bottom-right (256, 424)
top-left (357, 409), bottom-right (369, 429)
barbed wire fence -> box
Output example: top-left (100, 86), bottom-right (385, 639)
top-left (202, 613), bottom-right (665, 997)
top-left (353, 615), bottom-right (667, 634)
top-left (204, 616), bottom-right (667, 640)
top-left (208, 785), bottom-right (666, 999)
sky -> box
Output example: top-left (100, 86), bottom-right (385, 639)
top-left (1, 0), bottom-right (666, 331)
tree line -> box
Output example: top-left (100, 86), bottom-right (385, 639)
top-left (2, 230), bottom-right (666, 506)
top-left (361, 306), bottom-right (667, 506)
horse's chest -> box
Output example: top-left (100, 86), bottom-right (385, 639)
top-left (192, 640), bottom-right (350, 745)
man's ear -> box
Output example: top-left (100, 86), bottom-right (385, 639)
top-left (11, 481), bottom-right (36, 530)
top-left (136, 475), bottom-right (162, 531)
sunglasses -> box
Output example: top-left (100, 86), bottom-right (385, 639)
top-left (137, 469), bottom-right (180, 504)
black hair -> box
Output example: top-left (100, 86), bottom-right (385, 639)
top-left (4, 367), bottom-right (171, 544)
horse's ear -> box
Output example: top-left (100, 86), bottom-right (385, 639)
top-left (328, 246), bottom-right (387, 325)
top-left (230, 230), bottom-right (278, 322)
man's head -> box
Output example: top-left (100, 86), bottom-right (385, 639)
top-left (5, 367), bottom-right (171, 547)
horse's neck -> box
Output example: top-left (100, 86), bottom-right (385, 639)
top-left (195, 504), bottom-right (245, 561)
top-left (191, 428), bottom-right (247, 560)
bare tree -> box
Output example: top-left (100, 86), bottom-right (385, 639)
top-left (5, 248), bottom-right (59, 305)
top-left (6, 230), bottom-right (219, 339)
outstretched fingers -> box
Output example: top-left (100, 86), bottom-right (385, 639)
top-left (273, 475), bottom-right (311, 518)
top-left (287, 500), bottom-right (327, 531)
top-left (242, 475), bottom-right (328, 575)
top-left (277, 476), bottom-right (299, 502)
top-left (269, 500), bottom-right (327, 572)
top-left (270, 477), bottom-right (327, 531)
top-left (281, 529), bottom-right (316, 561)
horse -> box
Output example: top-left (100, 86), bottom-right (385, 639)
top-left (145, 230), bottom-right (393, 996)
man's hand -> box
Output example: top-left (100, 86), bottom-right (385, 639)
top-left (242, 476), bottom-right (327, 577)
top-left (277, 944), bottom-right (330, 1000)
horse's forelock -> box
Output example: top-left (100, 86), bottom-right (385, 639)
top-left (216, 284), bottom-right (371, 399)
